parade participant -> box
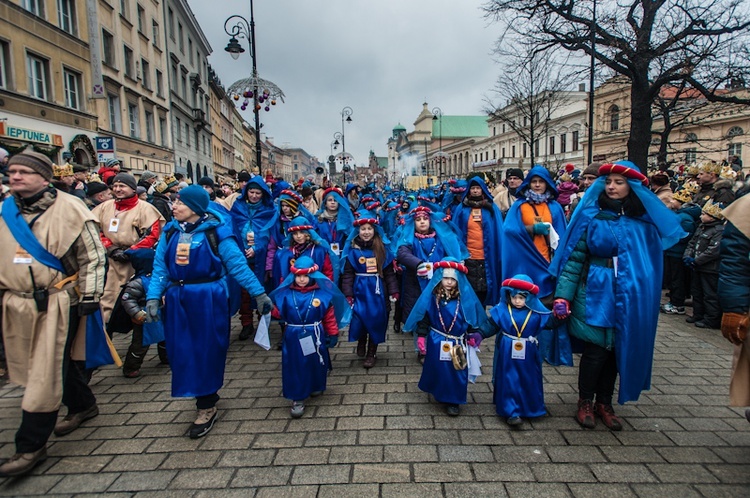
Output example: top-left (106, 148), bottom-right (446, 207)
top-left (98, 158), bottom-right (121, 185)
top-left (273, 216), bottom-right (337, 285)
top-left (70, 163), bottom-right (89, 200)
top-left (683, 200), bottom-right (726, 329)
top-left (315, 187), bottom-right (354, 260)
top-left (149, 176), bottom-right (174, 222)
top-left (136, 186), bottom-right (148, 201)
top-left (300, 183), bottom-right (318, 214)
top-left (556, 172), bottom-right (580, 216)
top-left (503, 165), bottom-right (567, 303)
top-left (404, 259), bottom-right (489, 416)
top-left (474, 276), bottom-right (551, 427)
top-left (345, 183), bottom-right (361, 211)
top-left (493, 169), bottom-right (523, 218)
top-left (270, 256), bottom-right (350, 418)
top-left (551, 161), bottom-right (684, 430)
top-left (451, 176), bottom-right (503, 306)
top-left (107, 248), bottom-right (168, 378)
top-left (52, 163), bottom-right (75, 193)
top-left (0, 147), bottom-right (8, 175)
top-left (146, 186), bottom-right (272, 438)
top-left (443, 179), bottom-right (467, 217)
top-left (341, 210), bottom-right (399, 368)
top-left (266, 190), bottom-right (316, 278)
top-left (84, 181), bottom-right (111, 209)
top-left (693, 160), bottom-right (735, 207)
top-left (0, 150), bottom-right (107, 477)
top-left (92, 172), bottom-right (165, 322)
top-left (396, 206), bottom-right (468, 361)
top-left (661, 183), bottom-right (701, 315)
top-left (229, 176), bottom-right (278, 340)
top-left (138, 171), bottom-right (157, 192)
top-left (650, 171), bottom-right (673, 206)
top-left (718, 194), bottom-right (750, 422)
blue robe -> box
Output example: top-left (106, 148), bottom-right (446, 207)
top-left (418, 298), bottom-right (471, 405)
top-left (346, 247), bottom-right (391, 344)
top-left (488, 305), bottom-right (548, 418)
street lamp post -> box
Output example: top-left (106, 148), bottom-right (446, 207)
top-left (432, 107), bottom-right (446, 183)
top-left (224, 0), bottom-right (285, 175)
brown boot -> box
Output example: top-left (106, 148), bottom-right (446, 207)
top-left (575, 398), bottom-right (596, 429)
top-left (363, 341), bottom-right (378, 369)
top-left (594, 402), bottom-right (623, 431)
top-left (356, 334), bottom-right (368, 357)
top-left (0, 447), bottom-right (47, 477)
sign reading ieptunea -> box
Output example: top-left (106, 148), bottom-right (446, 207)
top-left (0, 123), bottom-right (64, 147)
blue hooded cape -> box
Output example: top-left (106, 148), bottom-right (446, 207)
top-left (502, 165), bottom-right (567, 299)
top-left (450, 176), bottom-right (504, 305)
top-left (315, 189), bottom-right (355, 248)
top-left (549, 165), bottom-right (686, 404)
top-left (396, 209), bottom-right (469, 263)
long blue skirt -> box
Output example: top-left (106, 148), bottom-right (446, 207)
top-left (418, 330), bottom-right (468, 405)
top-left (282, 324), bottom-right (331, 401)
top-left (492, 334), bottom-right (546, 418)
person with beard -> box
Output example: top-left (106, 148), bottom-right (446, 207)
top-left (551, 162), bottom-right (684, 431)
top-left (493, 168), bottom-right (524, 218)
top-left (450, 176), bottom-right (504, 306)
top-left (341, 210), bottom-right (399, 368)
top-left (84, 181), bottom-right (112, 209)
top-left (693, 160), bottom-right (736, 207)
top-left (502, 166), bottom-right (567, 304)
top-left (92, 173), bottom-right (165, 322)
top-left (229, 177), bottom-right (278, 340)
top-left (70, 163), bottom-right (89, 200)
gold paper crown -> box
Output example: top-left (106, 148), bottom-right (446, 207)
top-left (86, 172), bottom-right (102, 183)
top-left (698, 160), bottom-right (721, 175)
top-left (558, 172), bottom-right (572, 182)
top-left (685, 164), bottom-right (700, 176)
top-left (672, 181), bottom-right (699, 204)
top-left (720, 165), bottom-right (738, 181)
top-left (53, 163), bottom-right (74, 177)
top-left (163, 174), bottom-right (178, 188)
top-left (702, 199), bottom-right (725, 220)
top-left (154, 180), bottom-right (169, 193)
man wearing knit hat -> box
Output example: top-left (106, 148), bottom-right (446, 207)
top-left (92, 172), bottom-right (165, 322)
top-left (493, 168), bottom-right (524, 218)
top-left (0, 150), bottom-right (108, 476)
top-left (138, 171), bottom-right (157, 192)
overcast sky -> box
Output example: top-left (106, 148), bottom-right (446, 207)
top-left (188, 0), bottom-right (500, 172)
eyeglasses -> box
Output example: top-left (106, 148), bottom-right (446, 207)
top-left (6, 168), bottom-right (41, 177)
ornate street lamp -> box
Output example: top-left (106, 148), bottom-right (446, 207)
top-left (432, 107), bottom-right (447, 183)
top-left (223, 1), bottom-right (285, 175)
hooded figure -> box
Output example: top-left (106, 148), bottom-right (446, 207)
top-left (315, 187), bottom-right (354, 256)
top-left (273, 216), bottom-right (339, 286)
top-left (502, 165), bottom-right (567, 301)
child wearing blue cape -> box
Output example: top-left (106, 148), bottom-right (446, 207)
top-left (470, 275), bottom-right (551, 427)
top-left (270, 256), bottom-right (351, 419)
top-left (404, 259), bottom-right (490, 416)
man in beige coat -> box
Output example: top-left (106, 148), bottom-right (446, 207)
top-left (92, 173), bottom-right (165, 322)
top-left (0, 150), bottom-right (107, 477)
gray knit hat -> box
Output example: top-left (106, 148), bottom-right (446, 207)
top-left (112, 172), bottom-right (137, 191)
top-left (8, 150), bottom-right (54, 180)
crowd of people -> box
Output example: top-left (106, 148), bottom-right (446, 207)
top-left (0, 145), bottom-right (748, 478)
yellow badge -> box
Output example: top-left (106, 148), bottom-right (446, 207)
top-left (514, 341), bottom-right (524, 351)
top-left (290, 258), bottom-right (296, 266)
top-left (358, 256), bottom-right (366, 264)
top-left (312, 298), bottom-right (321, 307)
top-left (442, 342), bottom-right (452, 353)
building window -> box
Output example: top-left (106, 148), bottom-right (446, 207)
top-left (108, 93), bottom-right (121, 133)
top-left (188, 39), bottom-right (193, 65)
top-left (102, 30), bottom-right (115, 67)
top-left (57, 0), bottom-right (76, 35)
top-left (155, 69), bottom-right (163, 97)
top-left (128, 102), bottom-right (140, 138)
top-left (609, 105), bottom-right (620, 132)
top-left (26, 53), bottom-right (49, 101)
top-left (140, 58), bottom-right (150, 89)
top-left (560, 133), bottom-right (567, 153)
top-left (123, 45), bottom-right (134, 79)
top-left (120, 0), bottom-right (129, 19)
top-left (159, 117), bottom-right (167, 146)
top-left (63, 68), bottom-right (81, 110)
top-left (23, 0), bottom-right (45, 17)
top-left (549, 136), bottom-right (556, 155)
top-left (178, 23), bottom-right (184, 53)
top-left (0, 41), bottom-right (9, 90)
top-left (727, 126), bottom-right (744, 138)
top-left (175, 117), bottom-right (182, 142)
top-left (535, 139), bottom-right (540, 156)
top-left (171, 64), bottom-right (177, 89)
top-left (168, 8), bottom-right (175, 40)
top-left (502, 147), bottom-right (506, 158)
top-left (511, 145), bottom-right (516, 158)
top-left (181, 74), bottom-right (187, 100)
top-left (145, 110), bottom-right (154, 143)
top-left (685, 148), bottom-right (697, 164)
top-left (152, 20), bottom-right (160, 48)
top-left (522, 143), bottom-right (527, 158)
top-left (729, 143), bottom-right (742, 158)
top-left (572, 131), bottom-right (580, 151)
top-left (137, 4), bottom-right (145, 34)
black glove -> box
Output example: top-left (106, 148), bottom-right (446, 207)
top-left (78, 299), bottom-right (100, 317)
top-left (254, 293), bottom-right (273, 315)
top-left (109, 247), bottom-right (130, 263)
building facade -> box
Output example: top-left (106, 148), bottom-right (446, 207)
top-left (208, 68), bottom-right (234, 180)
top-left (164, 0), bottom-right (211, 182)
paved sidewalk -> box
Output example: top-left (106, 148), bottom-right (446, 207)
top-left (0, 306), bottom-right (749, 497)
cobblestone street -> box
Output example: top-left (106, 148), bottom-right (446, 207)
top-left (0, 301), bottom-right (748, 497)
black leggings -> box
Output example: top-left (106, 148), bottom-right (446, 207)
top-left (578, 341), bottom-right (618, 406)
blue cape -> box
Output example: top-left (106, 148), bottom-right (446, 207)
top-left (315, 189), bottom-right (355, 236)
top-left (549, 175), bottom-right (686, 403)
top-left (396, 210), bottom-right (469, 261)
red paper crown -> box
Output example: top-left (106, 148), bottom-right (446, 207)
top-left (365, 201), bottom-right (381, 210)
top-left (353, 217), bottom-right (379, 227)
top-left (280, 189), bottom-right (303, 202)
top-left (409, 206), bottom-right (432, 218)
top-left (323, 187), bottom-right (344, 198)
top-left (433, 260), bottom-right (468, 274)
top-left (442, 214), bottom-right (452, 222)
top-left (287, 224), bottom-right (314, 232)
top-left (291, 263), bottom-right (319, 275)
top-left (598, 163), bottom-right (649, 186)
top-left (502, 278), bottom-right (539, 295)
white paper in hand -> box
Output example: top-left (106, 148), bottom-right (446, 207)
top-left (548, 224), bottom-right (560, 250)
top-left (254, 313), bottom-right (272, 350)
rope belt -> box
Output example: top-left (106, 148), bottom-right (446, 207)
top-left (354, 272), bottom-right (381, 295)
top-left (287, 321), bottom-right (325, 365)
top-left (503, 332), bottom-right (538, 345)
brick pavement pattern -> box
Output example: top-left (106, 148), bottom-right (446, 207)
top-left (0, 308), bottom-right (749, 496)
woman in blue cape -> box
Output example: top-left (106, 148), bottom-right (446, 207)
top-left (273, 216), bottom-right (339, 286)
top-left (403, 259), bottom-right (490, 416)
top-left (266, 190), bottom-right (318, 286)
top-left (270, 256), bottom-right (351, 419)
top-left (450, 176), bottom-right (504, 306)
top-left (315, 187), bottom-right (354, 260)
top-left (549, 162), bottom-right (685, 430)
top-left (502, 165), bottom-right (567, 302)
top-left (147, 186), bottom-right (273, 439)
top-left (474, 275), bottom-right (551, 426)
top-left (228, 176), bottom-right (278, 340)
top-left (340, 209), bottom-right (399, 368)
top-left (396, 206), bottom-right (469, 358)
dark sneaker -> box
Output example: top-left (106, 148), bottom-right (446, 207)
top-left (686, 315), bottom-right (701, 324)
top-left (594, 402), bottom-right (623, 431)
top-left (0, 447), bottom-right (47, 477)
top-left (575, 399), bottom-right (596, 429)
top-left (310, 391), bottom-right (322, 398)
top-left (290, 401), bottom-right (305, 419)
top-left (189, 407), bottom-right (217, 439)
top-left (238, 325), bottom-right (253, 341)
top-left (694, 321), bottom-right (711, 329)
top-left (446, 404), bottom-right (460, 416)
top-left (54, 404), bottom-right (99, 437)
top-left (661, 303), bottom-right (685, 315)
top-left (507, 416), bottom-right (523, 427)
top-left (417, 353), bottom-right (426, 365)
top-left (123, 369), bottom-right (140, 378)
